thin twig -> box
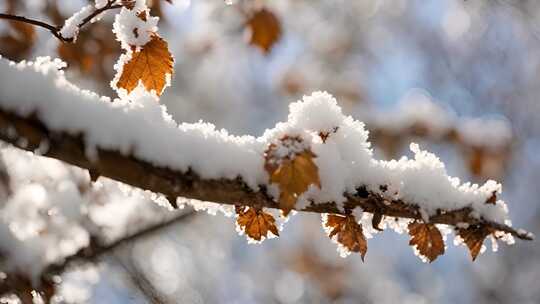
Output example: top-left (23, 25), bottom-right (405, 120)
top-left (113, 255), bottom-right (169, 304)
top-left (44, 210), bottom-right (197, 277)
top-left (0, 13), bottom-right (64, 41)
top-left (0, 0), bottom-right (123, 43)
top-left (0, 210), bottom-right (196, 298)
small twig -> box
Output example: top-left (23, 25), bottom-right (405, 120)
top-left (43, 210), bottom-right (197, 277)
top-left (72, 2), bottom-right (124, 42)
top-left (0, 0), bottom-right (123, 43)
top-left (0, 210), bottom-right (196, 298)
top-left (0, 13), bottom-right (64, 41)
top-left (114, 255), bottom-right (169, 304)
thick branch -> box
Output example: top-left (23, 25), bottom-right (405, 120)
top-left (0, 108), bottom-right (532, 241)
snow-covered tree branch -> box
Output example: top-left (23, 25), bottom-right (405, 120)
top-left (0, 95), bottom-right (531, 241)
top-left (0, 55), bottom-right (532, 248)
top-left (0, 0), bottom-right (538, 303)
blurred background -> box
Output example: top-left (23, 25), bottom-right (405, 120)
top-left (1, 0), bottom-right (539, 303)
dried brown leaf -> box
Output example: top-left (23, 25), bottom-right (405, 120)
top-left (236, 206), bottom-right (279, 241)
top-left (115, 35), bottom-right (174, 96)
top-left (265, 142), bottom-right (321, 216)
top-left (457, 225), bottom-right (494, 261)
top-left (246, 8), bottom-right (282, 54)
top-left (408, 222), bottom-right (445, 262)
top-left (324, 214), bottom-right (367, 260)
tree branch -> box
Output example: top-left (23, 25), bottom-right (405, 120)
top-left (0, 107), bottom-right (532, 241)
top-left (113, 255), bottom-right (169, 304)
top-left (0, 210), bottom-right (196, 299)
top-left (0, 13), bottom-right (64, 40)
top-left (43, 210), bottom-right (197, 277)
top-left (0, 0), bottom-right (122, 43)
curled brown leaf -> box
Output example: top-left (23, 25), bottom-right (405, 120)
top-left (324, 214), bottom-right (367, 260)
top-left (408, 222), bottom-right (445, 262)
top-left (236, 206), bottom-right (279, 242)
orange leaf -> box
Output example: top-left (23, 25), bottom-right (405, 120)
top-left (236, 206), bottom-right (279, 242)
top-left (324, 214), bottom-right (367, 260)
top-left (408, 222), bottom-right (445, 262)
top-left (245, 8), bottom-right (282, 54)
top-left (265, 138), bottom-right (321, 216)
top-left (457, 225), bottom-right (493, 261)
top-left (115, 35), bottom-right (174, 96)
top-left (0, 21), bottom-right (36, 61)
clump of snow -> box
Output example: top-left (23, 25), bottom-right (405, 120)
top-left (59, 5), bottom-right (94, 40)
top-left (112, 6), bottom-right (159, 49)
top-left (374, 143), bottom-right (508, 223)
top-left (288, 91), bottom-right (344, 133)
top-left (264, 135), bottom-right (311, 170)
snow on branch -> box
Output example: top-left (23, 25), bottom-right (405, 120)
top-left (366, 90), bottom-right (514, 179)
top-left (0, 56), bottom-right (533, 265)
